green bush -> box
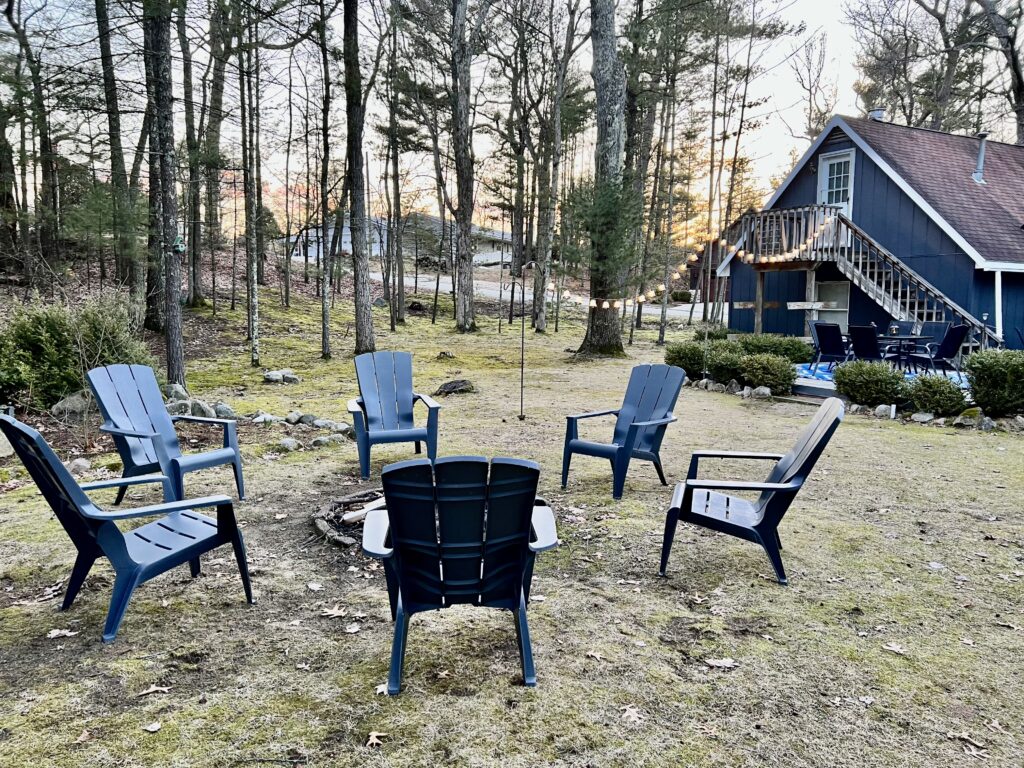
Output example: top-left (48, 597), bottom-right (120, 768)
top-left (964, 349), bottom-right (1024, 416)
top-left (737, 333), bottom-right (813, 364)
top-left (665, 342), bottom-right (704, 380)
top-left (833, 361), bottom-right (906, 407)
top-left (670, 289), bottom-right (692, 303)
top-left (740, 353), bottom-right (797, 394)
top-left (701, 325), bottom-right (730, 341)
top-left (905, 375), bottom-right (967, 417)
top-left (665, 340), bottom-right (744, 382)
top-left (0, 295), bottom-right (153, 410)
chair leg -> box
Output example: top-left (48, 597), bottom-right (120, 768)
top-left (169, 465), bottom-right (185, 502)
top-left (229, 529), bottom-right (254, 604)
top-left (103, 570), bottom-right (141, 643)
top-left (611, 453), bottom-right (631, 500)
top-left (189, 558), bottom-right (201, 578)
top-left (514, 596), bottom-right (536, 687)
top-left (759, 531), bottom-right (788, 586)
top-left (426, 427), bottom-right (438, 463)
top-left (357, 437), bottom-right (371, 480)
top-left (62, 550), bottom-right (98, 611)
top-left (113, 484), bottom-right (129, 506)
top-left (560, 445), bottom-right (572, 489)
top-left (775, 529), bottom-right (783, 550)
top-left (232, 455), bottom-right (246, 500)
top-left (414, 441), bottom-right (421, 454)
top-left (659, 506), bottom-right (681, 577)
top-left (387, 608), bottom-right (411, 695)
top-left (652, 455), bottom-right (668, 486)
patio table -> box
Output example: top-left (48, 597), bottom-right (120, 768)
top-left (877, 334), bottom-right (925, 370)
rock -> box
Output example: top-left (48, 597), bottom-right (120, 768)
top-left (437, 351), bottom-right (455, 360)
top-left (214, 402), bottom-right (236, 419)
top-left (312, 434), bottom-right (348, 448)
top-left (313, 418), bottom-right (353, 437)
top-left (408, 301), bottom-right (426, 313)
top-left (740, 386), bottom-right (753, 399)
top-left (278, 438), bottom-right (301, 452)
top-left (933, 418), bottom-right (946, 427)
top-left (874, 404), bottom-right (892, 418)
top-left (848, 404), bottom-right (863, 414)
top-left (166, 399), bottom-right (192, 416)
top-left (682, 377), bottom-right (690, 388)
top-left (298, 413), bottom-right (318, 426)
top-left (1015, 415), bottom-right (1024, 431)
top-left (190, 399), bottom-right (216, 418)
top-left (252, 410), bottom-right (284, 424)
top-left (65, 458), bottom-right (91, 475)
top-left (50, 390), bottom-right (96, 421)
top-left (263, 370), bottom-right (284, 384)
top-left (953, 407), bottom-right (981, 428)
top-left (709, 383), bottom-right (727, 393)
top-left (911, 412), bottom-right (934, 423)
top-left (373, 297), bottom-right (388, 308)
top-left (0, 430), bottom-right (12, 458)
top-left (696, 379), bottom-right (709, 390)
top-left (282, 372), bottom-right (301, 384)
top-left (725, 379), bottom-right (741, 394)
top-left (285, 411), bottom-right (303, 425)
top-left (751, 386), bottom-right (771, 400)
top-left (162, 383), bottom-right (189, 402)
top-left (434, 380), bottom-right (475, 397)
top-left (979, 416), bottom-right (997, 432)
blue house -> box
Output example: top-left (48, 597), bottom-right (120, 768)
top-left (719, 113), bottom-right (1024, 348)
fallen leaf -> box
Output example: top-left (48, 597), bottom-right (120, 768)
top-left (705, 657), bottom-right (739, 669)
top-left (74, 729), bottom-right (93, 743)
top-left (858, 696), bottom-right (875, 706)
top-left (137, 685), bottom-right (171, 697)
top-left (882, 642), bottom-right (907, 656)
top-left (947, 731), bottom-right (986, 749)
top-left (307, 582), bottom-right (324, 592)
top-left (585, 651), bottom-right (605, 662)
top-left (436, 670), bottom-right (451, 679)
top-left (961, 637), bottom-right (975, 646)
top-left (963, 745), bottom-right (989, 760)
top-left (275, 513), bottom-right (288, 520)
top-left (321, 605), bottom-right (347, 618)
top-left (620, 705), bottom-right (644, 724)
top-left (344, 623), bottom-right (361, 634)
top-left (142, 722), bottom-right (161, 733)
top-left (374, 683), bottom-right (388, 695)
top-left (985, 720), bottom-right (1009, 735)
top-left (46, 629), bottom-right (78, 639)
top-left (295, 662), bottom-right (310, 670)
top-left (366, 731), bottom-right (387, 748)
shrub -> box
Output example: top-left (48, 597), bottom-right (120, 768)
top-left (738, 333), bottom-right (813, 364)
top-left (833, 361), bottom-right (906, 407)
top-left (670, 289), bottom-right (692, 303)
top-left (905, 375), bottom-right (967, 417)
top-left (964, 349), bottom-right (1024, 416)
top-left (0, 295), bottom-right (153, 410)
top-left (665, 339), bottom-right (744, 382)
top-left (701, 325), bottom-right (730, 341)
top-left (665, 342), bottom-right (704, 380)
top-left (740, 353), bottom-right (797, 394)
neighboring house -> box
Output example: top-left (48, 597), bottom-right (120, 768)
top-left (719, 113), bottom-right (1024, 348)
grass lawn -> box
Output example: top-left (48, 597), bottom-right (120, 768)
top-left (1, 290), bottom-right (1022, 767)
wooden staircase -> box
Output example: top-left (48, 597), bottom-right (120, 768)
top-left (734, 205), bottom-right (998, 346)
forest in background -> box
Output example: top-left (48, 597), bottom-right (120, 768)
top-left (0, 0), bottom-right (1021, 381)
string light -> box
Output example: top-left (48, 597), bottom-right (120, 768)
top-left (677, 262), bottom-right (687, 272)
top-left (636, 294), bottom-right (646, 303)
top-left (547, 281), bottom-right (555, 291)
top-left (657, 283), bottom-right (666, 292)
top-left (688, 254), bottom-right (699, 263)
top-left (601, 300), bottom-right (610, 309)
top-left (671, 271), bottom-right (681, 280)
top-left (646, 290), bottom-right (656, 299)
top-left (589, 299), bottom-right (597, 308)
top-left (612, 300), bottom-right (621, 309)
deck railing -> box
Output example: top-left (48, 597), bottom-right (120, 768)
top-left (734, 205), bottom-right (998, 347)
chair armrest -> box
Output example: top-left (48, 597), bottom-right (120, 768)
top-left (685, 478), bottom-right (802, 493)
top-left (171, 415), bottom-right (234, 426)
top-left (566, 408), bottom-right (620, 421)
top-left (79, 473), bottom-right (170, 491)
top-left (82, 494), bottom-right (234, 521)
top-left (100, 424), bottom-right (159, 440)
top-left (529, 500), bottom-right (558, 553)
top-left (362, 507), bottom-right (393, 558)
top-left (347, 398), bottom-right (365, 415)
top-left (414, 393), bottom-right (441, 410)
top-left (690, 450), bottom-right (785, 461)
top-left (632, 415), bottom-right (676, 428)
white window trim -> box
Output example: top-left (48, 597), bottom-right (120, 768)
top-left (816, 149), bottom-right (855, 220)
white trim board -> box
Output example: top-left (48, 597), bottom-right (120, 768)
top-left (718, 115), bottom-right (1024, 275)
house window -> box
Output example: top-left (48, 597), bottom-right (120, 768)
top-left (826, 159), bottom-right (851, 205)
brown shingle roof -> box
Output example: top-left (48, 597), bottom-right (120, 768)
top-left (842, 115), bottom-right (1024, 265)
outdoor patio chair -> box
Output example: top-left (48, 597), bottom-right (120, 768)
top-left (0, 415), bottom-right (253, 642)
top-left (907, 324), bottom-right (970, 375)
top-left (810, 322), bottom-right (850, 372)
top-left (87, 364), bottom-right (244, 503)
top-left (561, 363), bottom-right (684, 500)
top-left (892, 320), bottom-right (916, 335)
top-left (915, 320), bottom-right (952, 351)
top-left (363, 456), bottom-right (558, 694)
top-left (658, 397), bottom-right (844, 585)
top-left (349, 351), bottom-right (440, 479)
top-left (848, 325), bottom-right (898, 364)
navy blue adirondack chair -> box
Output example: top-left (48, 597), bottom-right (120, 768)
top-left (0, 415), bottom-right (253, 642)
top-left (87, 364), bottom-right (244, 503)
top-left (561, 364), bottom-right (684, 500)
top-left (658, 397), bottom-right (844, 585)
top-left (810, 322), bottom-right (851, 373)
top-left (349, 351), bottom-right (440, 479)
top-left (907, 323), bottom-right (970, 375)
top-left (363, 456), bottom-right (558, 694)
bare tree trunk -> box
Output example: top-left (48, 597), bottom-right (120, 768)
top-left (344, 0), bottom-right (376, 353)
top-left (176, 0), bottom-right (204, 307)
top-left (579, 0), bottom-right (626, 356)
top-left (390, 0), bottom-right (405, 322)
top-left (980, 0), bottom-right (1024, 144)
top-left (204, 0), bottom-right (229, 249)
top-left (318, 0), bottom-right (332, 358)
top-left (239, 15), bottom-right (259, 366)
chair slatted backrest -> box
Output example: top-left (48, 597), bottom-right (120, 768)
top-left (756, 398), bottom-right (845, 521)
top-left (848, 325), bottom-right (882, 361)
top-left (381, 457), bottom-right (539, 613)
top-left (893, 320), bottom-right (916, 335)
top-left (919, 321), bottom-right (951, 348)
top-left (935, 324), bottom-right (970, 360)
top-left (355, 352), bottom-right (416, 433)
top-left (0, 416), bottom-right (99, 546)
top-left (612, 365), bottom-right (684, 452)
top-left (87, 364), bottom-right (181, 467)
top-left (813, 323), bottom-right (846, 357)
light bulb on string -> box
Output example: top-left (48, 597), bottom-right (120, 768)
top-left (677, 262), bottom-right (687, 272)
top-left (602, 300), bottom-right (610, 309)
top-left (589, 299), bottom-right (597, 308)
top-left (657, 283), bottom-right (666, 292)
top-left (613, 300), bottom-right (621, 309)
top-left (636, 294), bottom-right (645, 304)
top-left (672, 271), bottom-right (681, 280)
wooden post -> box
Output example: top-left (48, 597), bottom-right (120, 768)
top-left (754, 270), bottom-right (765, 334)
top-left (804, 266), bottom-right (816, 335)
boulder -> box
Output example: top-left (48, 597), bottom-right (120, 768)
top-left (1015, 415), bottom-right (1024, 431)
top-left (953, 407), bottom-right (981, 428)
top-left (50, 390), bottom-right (96, 421)
top-left (911, 412), bottom-right (934, 423)
top-left (263, 370), bottom-right (284, 384)
top-left (696, 379), bottom-right (710, 390)
top-left (252, 411), bottom-right (284, 424)
top-left (709, 383), bottom-right (727, 393)
top-left (312, 434), bottom-right (348, 448)
top-left (874, 404), bottom-right (892, 419)
top-left (283, 372), bottom-right (301, 384)
top-left (373, 297), bottom-right (388, 308)
top-left (278, 438), bottom-right (301, 452)
top-left (166, 399), bottom-right (192, 416)
top-left (162, 383), bottom-right (189, 402)
top-left (0, 431), bottom-right (13, 458)
top-left (65, 458), bottom-right (91, 475)
top-left (751, 386), bottom-right (771, 400)
top-left (434, 380), bottom-right (475, 397)
top-left (190, 399), bottom-right (216, 418)
top-left (848, 404), bottom-right (864, 414)
top-left (740, 386), bottom-right (753, 399)
top-left (408, 301), bottom-right (426, 313)
top-left (298, 413), bottom-right (318, 426)
top-left (285, 411), bottom-right (303, 425)
top-left (313, 418), bottom-right (353, 437)
top-left (725, 379), bottom-right (742, 395)
top-left (214, 402), bottom-right (236, 419)
top-left (978, 416), bottom-right (997, 432)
